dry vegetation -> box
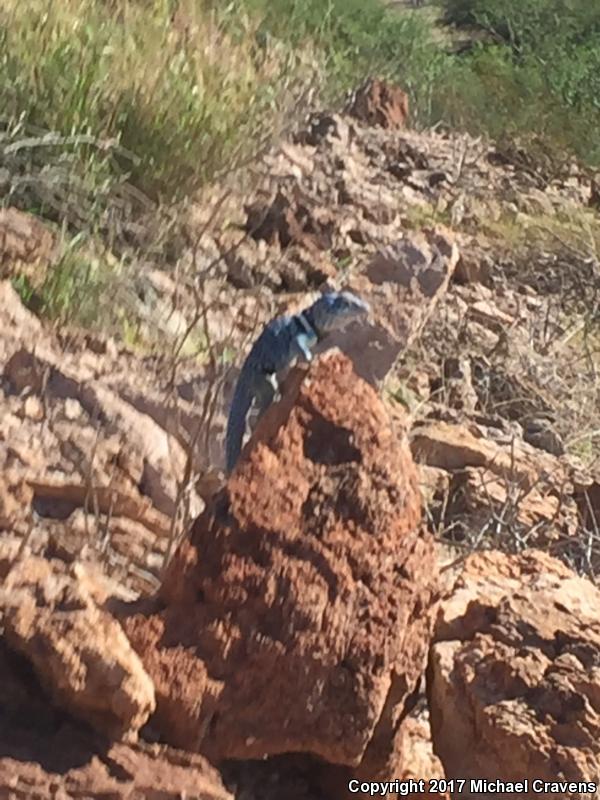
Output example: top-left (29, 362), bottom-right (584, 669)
top-left (1, 0), bottom-right (599, 583)
top-left (2, 7), bottom-right (600, 794)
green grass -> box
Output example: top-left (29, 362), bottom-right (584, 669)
top-left (0, 0), bottom-right (317, 203)
top-left (0, 0), bottom-right (322, 331)
top-left (11, 235), bottom-right (124, 327)
top-left (0, 0), bottom-right (443, 331)
top-left (4, 0), bottom-right (600, 333)
top-left (4, 0), bottom-right (600, 210)
top-left (227, 0), bottom-right (446, 121)
top-left (438, 0), bottom-right (600, 165)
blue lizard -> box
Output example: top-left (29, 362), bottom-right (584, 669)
top-left (225, 290), bottom-right (370, 473)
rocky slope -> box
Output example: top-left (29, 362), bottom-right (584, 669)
top-left (1, 80), bottom-right (600, 798)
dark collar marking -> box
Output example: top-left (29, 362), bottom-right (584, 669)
top-left (296, 310), bottom-right (319, 340)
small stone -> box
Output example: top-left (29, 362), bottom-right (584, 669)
top-left (64, 397), bottom-right (83, 420)
top-left (346, 78), bottom-right (409, 129)
top-left (24, 394), bottom-right (44, 421)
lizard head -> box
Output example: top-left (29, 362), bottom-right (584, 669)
top-left (309, 290), bottom-right (370, 334)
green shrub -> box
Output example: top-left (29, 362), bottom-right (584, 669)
top-left (443, 0), bottom-right (600, 52)
top-left (5, 0), bottom-right (600, 332)
top-left (438, 0), bottom-right (600, 165)
top-left (229, 0), bottom-right (445, 123)
top-left (0, 0), bottom-right (317, 202)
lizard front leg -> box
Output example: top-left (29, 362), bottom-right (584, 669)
top-left (293, 331), bottom-right (317, 363)
top-left (253, 372), bottom-right (279, 418)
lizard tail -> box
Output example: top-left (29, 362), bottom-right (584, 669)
top-left (225, 373), bottom-right (253, 474)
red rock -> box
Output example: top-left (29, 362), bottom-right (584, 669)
top-left (245, 189), bottom-right (335, 251)
top-left (346, 79), bottom-right (409, 129)
top-left (430, 550), bottom-right (600, 797)
top-left (123, 352), bottom-right (439, 777)
top-left (0, 633), bottom-right (232, 800)
top-left (0, 556), bottom-right (156, 740)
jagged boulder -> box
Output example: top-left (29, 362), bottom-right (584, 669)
top-left (0, 556), bottom-right (156, 740)
top-left (322, 226), bottom-right (459, 385)
top-left (123, 352), bottom-right (440, 780)
top-left (0, 632), bottom-right (231, 800)
top-left (430, 550), bottom-right (600, 797)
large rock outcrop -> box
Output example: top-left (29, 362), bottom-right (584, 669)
top-left (429, 550), bottom-right (600, 798)
top-left (123, 352), bottom-right (440, 779)
top-left (0, 279), bottom-right (199, 596)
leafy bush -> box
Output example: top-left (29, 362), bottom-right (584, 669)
top-left (443, 0), bottom-right (600, 52)
top-left (230, 0), bottom-right (445, 123)
top-left (4, 0), bottom-right (600, 331)
top-left (0, 0), bottom-right (317, 202)
top-left (438, 0), bottom-right (600, 165)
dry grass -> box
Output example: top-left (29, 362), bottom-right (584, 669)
top-left (0, 0), bottom-right (319, 201)
top-left (2, 0), bottom-right (321, 332)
